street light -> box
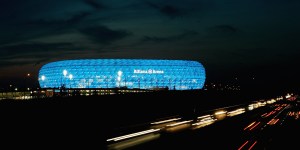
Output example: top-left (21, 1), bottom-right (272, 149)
top-left (106, 77), bottom-right (109, 88)
top-left (61, 69), bottom-right (67, 88)
top-left (24, 73), bottom-right (31, 99)
top-left (41, 75), bottom-right (46, 88)
top-left (117, 71), bottom-right (122, 88)
top-left (68, 74), bottom-right (73, 96)
top-left (117, 76), bottom-right (121, 88)
top-left (69, 74), bottom-right (73, 88)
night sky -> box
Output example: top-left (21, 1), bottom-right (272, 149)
top-left (0, 0), bottom-right (299, 91)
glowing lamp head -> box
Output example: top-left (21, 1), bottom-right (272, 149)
top-left (41, 75), bottom-right (45, 81)
top-left (118, 71), bottom-right (122, 76)
top-left (63, 70), bottom-right (67, 76)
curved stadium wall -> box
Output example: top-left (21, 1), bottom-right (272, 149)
top-left (38, 59), bottom-right (206, 90)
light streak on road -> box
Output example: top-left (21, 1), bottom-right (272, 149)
top-left (249, 122), bottom-right (260, 131)
top-left (227, 108), bottom-right (245, 117)
top-left (237, 140), bottom-right (257, 150)
top-left (107, 133), bottom-right (160, 150)
top-left (197, 114), bottom-right (212, 119)
top-left (244, 121), bottom-right (256, 131)
top-left (107, 129), bottom-right (160, 142)
top-left (237, 140), bottom-right (249, 150)
top-left (267, 118), bottom-right (279, 125)
top-left (248, 141), bottom-right (257, 150)
top-left (166, 120), bottom-right (193, 127)
top-left (150, 118), bottom-right (182, 125)
top-left (215, 110), bottom-right (227, 115)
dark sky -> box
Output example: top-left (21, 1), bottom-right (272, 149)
top-left (0, 0), bottom-right (299, 91)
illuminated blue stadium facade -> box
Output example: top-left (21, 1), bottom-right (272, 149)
top-left (38, 59), bottom-right (206, 90)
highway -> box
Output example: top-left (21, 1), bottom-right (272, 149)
top-left (0, 92), bottom-right (296, 149)
top-left (106, 95), bottom-right (299, 149)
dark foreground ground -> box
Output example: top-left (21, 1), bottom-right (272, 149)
top-left (0, 90), bottom-right (287, 149)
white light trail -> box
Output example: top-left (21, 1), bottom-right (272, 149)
top-left (150, 118), bottom-right (181, 125)
top-left (107, 129), bottom-right (160, 142)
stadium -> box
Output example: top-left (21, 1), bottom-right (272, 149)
top-left (38, 59), bottom-right (206, 90)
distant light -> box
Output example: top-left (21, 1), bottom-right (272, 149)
top-left (15, 88), bottom-right (18, 91)
top-left (69, 74), bottom-right (73, 80)
top-left (27, 73), bottom-right (30, 77)
top-left (63, 69), bottom-right (67, 76)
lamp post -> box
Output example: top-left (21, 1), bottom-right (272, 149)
top-left (60, 70), bottom-right (67, 96)
top-left (68, 74), bottom-right (73, 96)
top-left (106, 77), bottom-right (108, 88)
top-left (117, 71), bottom-right (122, 88)
top-left (22, 73), bottom-right (31, 99)
top-left (37, 75), bottom-right (46, 97)
top-left (26, 73), bottom-right (31, 91)
top-left (69, 74), bottom-right (73, 88)
top-left (138, 78), bottom-right (140, 89)
top-left (61, 69), bottom-right (67, 88)
top-left (63, 69), bottom-right (67, 84)
top-left (124, 76), bottom-right (127, 87)
top-left (117, 77), bottom-right (121, 88)
top-left (169, 79), bottom-right (171, 90)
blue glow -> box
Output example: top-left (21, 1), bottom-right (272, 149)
top-left (38, 59), bottom-right (206, 90)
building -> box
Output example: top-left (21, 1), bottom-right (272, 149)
top-left (38, 59), bottom-right (206, 90)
